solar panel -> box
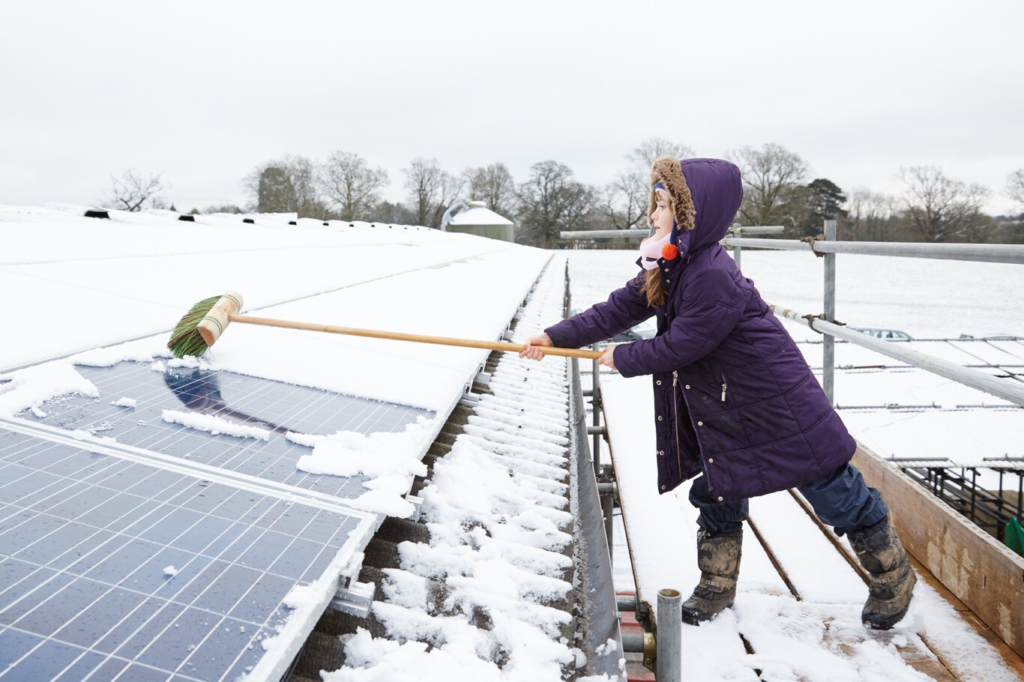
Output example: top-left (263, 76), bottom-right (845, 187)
top-left (0, 427), bottom-right (369, 682)
top-left (20, 361), bottom-right (433, 501)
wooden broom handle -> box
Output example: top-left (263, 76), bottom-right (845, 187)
top-left (229, 314), bottom-right (605, 360)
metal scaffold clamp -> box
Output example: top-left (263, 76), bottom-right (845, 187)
top-left (801, 234), bottom-right (827, 257)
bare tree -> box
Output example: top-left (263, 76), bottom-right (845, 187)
top-left (243, 155), bottom-right (324, 218)
top-left (599, 172), bottom-right (649, 231)
top-left (463, 163), bottom-right (518, 217)
top-left (284, 155), bottom-right (323, 218)
top-left (1007, 169), bottom-right (1024, 211)
top-left (319, 151), bottom-right (389, 220)
top-left (897, 166), bottom-right (991, 242)
top-left (846, 188), bottom-right (896, 241)
top-left (403, 158), bottom-right (464, 228)
top-left (106, 170), bottom-right (167, 212)
top-left (626, 137), bottom-right (695, 170)
top-left (518, 161), bottom-right (596, 247)
top-left (602, 138), bottom-right (696, 231)
top-left (729, 143), bottom-right (809, 229)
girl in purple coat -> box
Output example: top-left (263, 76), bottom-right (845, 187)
top-left (521, 157), bottom-right (916, 629)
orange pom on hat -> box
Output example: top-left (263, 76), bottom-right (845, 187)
top-left (661, 243), bottom-right (679, 260)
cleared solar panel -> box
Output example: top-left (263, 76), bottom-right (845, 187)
top-left (0, 427), bottom-right (369, 681)
top-left (20, 361), bottom-right (432, 501)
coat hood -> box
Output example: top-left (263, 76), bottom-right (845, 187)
top-left (650, 157), bottom-right (743, 255)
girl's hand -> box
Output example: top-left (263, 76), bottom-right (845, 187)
top-left (519, 333), bottom-right (553, 361)
top-left (597, 345), bottom-right (617, 371)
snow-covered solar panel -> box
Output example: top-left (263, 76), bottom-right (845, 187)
top-left (19, 361), bottom-right (432, 501)
top-left (0, 427), bottom-right (371, 682)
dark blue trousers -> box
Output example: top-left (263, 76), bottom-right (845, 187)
top-left (689, 463), bottom-right (888, 537)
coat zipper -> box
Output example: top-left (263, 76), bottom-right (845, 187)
top-left (719, 367), bottom-right (728, 402)
top-left (672, 370), bottom-right (682, 473)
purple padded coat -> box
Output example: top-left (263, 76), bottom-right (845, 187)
top-left (546, 157), bottom-right (855, 502)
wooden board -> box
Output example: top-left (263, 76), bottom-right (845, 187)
top-left (853, 442), bottom-right (1024, 660)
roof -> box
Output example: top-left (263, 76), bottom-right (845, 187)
top-left (448, 202), bottom-right (514, 227)
top-left (0, 205), bottom-right (595, 680)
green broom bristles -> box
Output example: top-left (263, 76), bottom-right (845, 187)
top-left (167, 295), bottom-right (220, 358)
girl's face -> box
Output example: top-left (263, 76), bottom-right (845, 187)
top-left (650, 191), bottom-right (674, 239)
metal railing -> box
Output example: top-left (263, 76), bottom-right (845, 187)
top-left (727, 221), bottom-right (1024, 407)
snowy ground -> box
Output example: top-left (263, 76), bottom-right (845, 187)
top-left (563, 248), bottom-right (1024, 340)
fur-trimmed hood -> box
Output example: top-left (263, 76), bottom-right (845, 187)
top-left (650, 157), bottom-right (743, 255)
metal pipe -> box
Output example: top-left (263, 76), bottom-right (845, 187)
top-left (727, 225), bottom-right (785, 235)
top-left (722, 237), bottom-right (1024, 265)
top-left (769, 304), bottom-right (1024, 407)
top-left (592, 343), bottom-right (602, 479)
top-left (561, 229), bottom-right (649, 240)
top-left (731, 222), bottom-right (742, 271)
top-left (621, 632), bottom-right (646, 653)
top-left (587, 425), bottom-right (607, 435)
top-left (602, 491), bottom-right (614, 566)
top-left (656, 588), bottom-right (682, 682)
top-left (616, 594), bottom-right (637, 611)
top-left (823, 220), bottom-right (837, 405)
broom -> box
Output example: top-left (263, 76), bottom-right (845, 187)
top-left (167, 291), bottom-right (603, 360)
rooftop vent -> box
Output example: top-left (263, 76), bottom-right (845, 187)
top-left (178, 215), bottom-right (196, 222)
top-left (84, 210), bottom-right (110, 219)
top-left (242, 218), bottom-right (255, 224)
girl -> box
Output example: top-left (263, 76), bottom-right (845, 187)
top-left (521, 157), bottom-right (915, 629)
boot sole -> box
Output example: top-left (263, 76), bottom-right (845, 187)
top-left (681, 602), bottom-right (734, 626)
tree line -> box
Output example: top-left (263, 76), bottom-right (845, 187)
top-left (105, 142), bottom-right (1024, 246)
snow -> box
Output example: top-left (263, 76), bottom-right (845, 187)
top-left (449, 204), bottom-right (514, 226)
top-left (2, 205), bottom-right (568, 682)
top-left (1, 205), bottom-right (547, 406)
top-left (5, 199), bottom-right (1022, 682)
top-left (0, 360), bottom-right (99, 418)
top-left (291, 417), bottom-right (432, 517)
top-left (0, 206), bottom-right (556, 534)
top-left (161, 409), bottom-right (271, 440)
top-left (323, 261), bottom-right (580, 680)
top-left (563, 248), bottom-right (1024, 340)
top-left (163, 565), bottom-right (178, 577)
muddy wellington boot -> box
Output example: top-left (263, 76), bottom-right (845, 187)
top-left (681, 528), bottom-right (742, 625)
top-left (849, 516), bottom-right (917, 630)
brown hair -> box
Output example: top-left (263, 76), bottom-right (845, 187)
top-left (642, 156), bottom-right (696, 308)
top-left (643, 268), bottom-right (666, 307)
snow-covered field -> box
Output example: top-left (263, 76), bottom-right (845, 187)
top-left (564, 248), bottom-right (1024, 340)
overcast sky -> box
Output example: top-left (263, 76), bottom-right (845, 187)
top-left (2, 0), bottom-right (1022, 215)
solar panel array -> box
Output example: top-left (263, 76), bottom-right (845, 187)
top-left (26, 362), bottom-right (431, 499)
top-left (1, 361), bottom-right (433, 681)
